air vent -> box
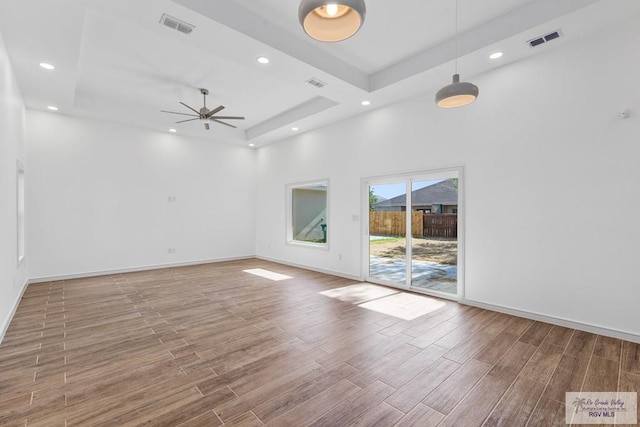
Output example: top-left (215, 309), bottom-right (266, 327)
top-left (529, 37), bottom-right (545, 47)
top-left (527, 29), bottom-right (563, 48)
top-left (306, 78), bottom-right (327, 89)
top-left (544, 31), bottom-right (560, 42)
top-left (159, 14), bottom-right (195, 35)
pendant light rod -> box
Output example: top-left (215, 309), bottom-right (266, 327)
top-left (455, 0), bottom-right (458, 74)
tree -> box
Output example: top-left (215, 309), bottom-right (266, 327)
top-left (369, 189), bottom-right (378, 211)
top-left (449, 178), bottom-right (459, 189)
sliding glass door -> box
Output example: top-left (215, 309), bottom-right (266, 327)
top-left (409, 179), bottom-right (458, 295)
top-left (366, 169), bottom-right (461, 299)
top-left (368, 182), bottom-right (407, 286)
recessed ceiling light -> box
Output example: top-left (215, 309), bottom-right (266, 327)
top-left (39, 63), bottom-right (55, 70)
top-left (169, 128), bottom-right (177, 133)
top-left (489, 52), bottom-right (503, 60)
top-left (257, 56), bottom-right (270, 64)
top-left (292, 127), bottom-right (299, 131)
top-left (249, 143), bottom-right (255, 147)
top-left (47, 106), bottom-right (58, 111)
top-left (361, 100), bottom-right (371, 106)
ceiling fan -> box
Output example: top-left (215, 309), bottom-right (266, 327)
top-left (161, 88), bottom-right (245, 130)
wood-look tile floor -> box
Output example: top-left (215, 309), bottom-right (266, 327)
top-left (0, 259), bottom-right (638, 426)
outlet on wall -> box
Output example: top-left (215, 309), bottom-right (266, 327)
top-left (168, 248), bottom-right (176, 254)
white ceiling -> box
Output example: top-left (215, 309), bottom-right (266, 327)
top-left (1, 0), bottom-right (639, 147)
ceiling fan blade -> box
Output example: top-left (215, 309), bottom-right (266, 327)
top-left (205, 105), bottom-right (225, 118)
top-left (175, 118), bottom-right (200, 124)
top-left (204, 123), bottom-right (210, 130)
top-left (161, 110), bottom-right (199, 117)
top-left (212, 119), bottom-right (237, 129)
top-left (179, 102), bottom-right (202, 116)
top-left (211, 116), bottom-right (245, 120)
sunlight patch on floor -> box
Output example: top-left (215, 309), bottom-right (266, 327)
top-left (319, 283), bottom-right (446, 320)
top-left (243, 269), bottom-right (293, 281)
top-left (358, 291), bottom-right (446, 320)
top-left (318, 283), bottom-right (398, 304)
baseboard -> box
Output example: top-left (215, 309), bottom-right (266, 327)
top-left (0, 278), bottom-right (30, 344)
top-left (256, 255), bottom-right (362, 282)
top-left (28, 255), bottom-right (256, 284)
top-left (461, 298), bottom-right (640, 344)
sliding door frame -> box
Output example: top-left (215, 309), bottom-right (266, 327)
top-left (361, 166), bottom-right (465, 301)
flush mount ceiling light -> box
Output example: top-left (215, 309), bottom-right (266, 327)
top-left (361, 100), bottom-right (371, 106)
top-left (489, 51), bottom-right (503, 60)
top-left (39, 62), bottom-right (55, 70)
top-left (47, 106), bottom-right (58, 111)
top-left (299, 0), bottom-right (366, 42)
top-left (257, 56), bottom-right (270, 64)
top-left (435, 0), bottom-right (478, 109)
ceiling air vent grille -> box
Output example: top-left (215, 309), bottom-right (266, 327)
top-left (160, 14), bottom-right (195, 35)
top-left (527, 29), bottom-right (562, 48)
top-left (306, 78), bottom-right (327, 88)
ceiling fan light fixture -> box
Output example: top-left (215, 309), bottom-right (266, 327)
top-left (435, 74), bottom-right (479, 109)
top-left (299, 0), bottom-right (366, 42)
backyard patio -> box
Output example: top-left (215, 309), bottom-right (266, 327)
top-left (369, 236), bottom-right (458, 294)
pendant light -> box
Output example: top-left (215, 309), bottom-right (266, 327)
top-left (435, 0), bottom-right (478, 108)
top-left (299, 0), bottom-right (366, 42)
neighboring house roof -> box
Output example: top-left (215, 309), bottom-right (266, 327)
top-left (374, 180), bottom-right (458, 208)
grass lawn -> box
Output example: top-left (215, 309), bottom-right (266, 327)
top-left (370, 237), bottom-right (404, 245)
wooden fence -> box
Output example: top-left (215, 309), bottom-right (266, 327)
top-left (369, 212), bottom-right (457, 238)
top-left (423, 214), bottom-right (458, 238)
top-left (369, 211), bottom-right (423, 237)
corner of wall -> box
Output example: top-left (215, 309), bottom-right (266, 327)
top-left (0, 23), bottom-right (28, 344)
top-left (0, 278), bottom-right (29, 344)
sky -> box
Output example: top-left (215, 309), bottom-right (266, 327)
top-left (371, 179), bottom-right (443, 200)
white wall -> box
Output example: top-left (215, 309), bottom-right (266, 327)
top-left (26, 111), bottom-right (256, 280)
top-left (0, 27), bottom-right (28, 338)
top-left (256, 19), bottom-right (640, 336)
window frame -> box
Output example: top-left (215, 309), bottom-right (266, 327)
top-left (16, 160), bottom-right (25, 265)
top-left (286, 179), bottom-right (330, 250)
